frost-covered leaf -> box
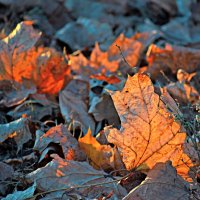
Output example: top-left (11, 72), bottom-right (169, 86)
top-left (3, 182), bottom-right (36, 200)
top-left (0, 118), bottom-right (32, 152)
top-left (26, 155), bottom-right (127, 199)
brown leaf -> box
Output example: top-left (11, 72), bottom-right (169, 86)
top-left (107, 73), bottom-right (193, 179)
top-left (0, 118), bottom-right (32, 152)
top-left (123, 161), bottom-right (190, 200)
top-left (26, 154), bottom-right (127, 199)
top-left (34, 124), bottom-right (86, 161)
top-left (146, 44), bottom-right (200, 79)
top-left (59, 79), bottom-right (95, 134)
top-left (166, 70), bottom-right (199, 104)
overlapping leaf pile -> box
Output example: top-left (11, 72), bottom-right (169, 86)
top-left (0, 3), bottom-right (200, 199)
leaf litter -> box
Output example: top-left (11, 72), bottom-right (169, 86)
top-left (0, 1), bottom-right (199, 199)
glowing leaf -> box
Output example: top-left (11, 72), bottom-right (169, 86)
top-left (79, 129), bottom-right (124, 171)
top-left (106, 73), bottom-right (194, 179)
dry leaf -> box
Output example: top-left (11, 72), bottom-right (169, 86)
top-left (79, 128), bottom-right (124, 171)
top-left (106, 73), bottom-right (193, 179)
top-left (0, 118), bottom-right (32, 152)
top-left (59, 79), bottom-right (95, 134)
top-left (166, 70), bottom-right (199, 104)
top-left (34, 124), bottom-right (86, 161)
top-left (123, 161), bottom-right (190, 200)
top-left (0, 21), bottom-right (71, 94)
top-left (70, 32), bottom-right (157, 80)
top-left (146, 44), bottom-right (200, 79)
top-left (25, 154), bottom-right (127, 199)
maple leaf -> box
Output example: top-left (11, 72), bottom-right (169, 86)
top-left (106, 73), bottom-right (194, 179)
top-left (69, 32), bottom-right (157, 82)
top-left (79, 128), bottom-right (125, 171)
top-left (0, 22), bottom-right (71, 94)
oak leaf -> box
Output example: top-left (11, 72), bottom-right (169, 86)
top-left (106, 73), bottom-right (194, 179)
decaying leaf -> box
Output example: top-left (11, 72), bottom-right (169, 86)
top-left (123, 161), bottom-right (190, 200)
top-left (59, 78), bottom-right (95, 134)
top-left (0, 118), bottom-right (32, 152)
top-left (34, 124), bottom-right (86, 161)
top-left (146, 44), bottom-right (200, 79)
top-left (26, 154), bottom-right (127, 199)
top-left (166, 70), bottom-right (199, 103)
top-left (0, 79), bottom-right (36, 107)
top-left (106, 73), bottom-right (194, 179)
top-left (79, 128), bottom-right (124, 171)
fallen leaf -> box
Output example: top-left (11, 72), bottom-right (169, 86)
top-left (2, 182), bottom-right (36, 200)
top-left (123, 161), bottom-right (190, 200)
top-left (0, 79), bottom-right (36, 107)
top-left (34, 124), bottom-right (86, 161)
top-left (0, 118), bottom-right (32, 152)
top-left (106, 73), bottom-right (194, 179)
top-left (59, 78), bottom-right (95, 134)
top-left (0, 21), bottom-right (41, 81)
top-left (56, 17), bottom-right (113, 50)
top-left (146, 44), bottom-right (200, 79)
top-left (0, 21), bottom-right (71, 94)
top-left (166, 70), bottom-right (200, 103)
top-left (70, 32), bottom-right (158, 80)
top-left (79, 129), bottom-right (124, 171)
top-left (25, 154), bottom-right (127, 199)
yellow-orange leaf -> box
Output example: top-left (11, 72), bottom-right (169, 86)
top-left (79, 129), bottom-right (124, 171)
top-left (107, 73), bottom-right (194, 179)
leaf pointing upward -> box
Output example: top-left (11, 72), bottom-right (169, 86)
top-left (107, 73), bottom-right (193, 179)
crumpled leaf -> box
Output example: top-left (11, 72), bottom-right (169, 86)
top-left (0, 118), bottom-right (32, 152)
top-left (56, 17), bottom-right (113, 50)
top-left (0, 79), bottom-right (36, 107)
top-left (25, 154), bottom-right (127, 199)
top-left (59, 78), bottom-right (95, 134)
top-left (166, 69), bottom-right (200, 103)
top-left (3, 182), bottom-right (36, 200)
top-left (106, 73), bottom-right (193, 179)
top-left (0, 162), bottom-right (14, 196)
top-left (34, 124), bottom-right (86, 161)
top-left (123, 161), bottom-right (190, 200)
top-left (79, 129), bottom-right (124, 171)
top-left (146, 44), bottom-right (200, 79)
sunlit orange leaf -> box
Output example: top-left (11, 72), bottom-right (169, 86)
top-left (146, 44), bottom-right (200, 78)
top-left (0, 21), bottom-right (41, 81)
top-left (106, 73), bottom-right (194, 179)
top-left (79, 128), bottom-right (124, 171)
top-left (0, 22), bottom-right (71, 94)
top-left (70, 32), bottom-right (157, 81)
